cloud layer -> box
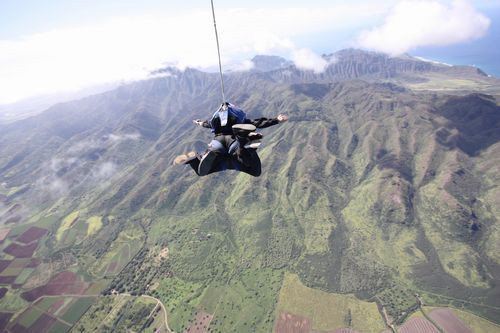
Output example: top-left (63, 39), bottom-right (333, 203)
top-left (357, 0), bottom-right (490, 55)
top-left (0, 4), bottom-right (384, 104)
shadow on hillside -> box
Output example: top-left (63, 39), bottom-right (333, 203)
top-left (435, 94), bottom-right (500, 156)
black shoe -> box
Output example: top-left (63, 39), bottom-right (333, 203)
top-left (232, 124), bottom-right (256, 137)
top-left (244, 132), bottom-right (263, 149)
top-left (248, 132), bottom-right (263, 140)
top-left (198, 151), bottom-right (217, 176)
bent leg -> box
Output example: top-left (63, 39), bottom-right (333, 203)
top-left (186, 157), bottom-right (201, 175)
top-left (229, 149), bottom-right (261, 177)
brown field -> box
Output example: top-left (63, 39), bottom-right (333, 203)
top-left (185, 311), bottom-right (213, 333)
top-left (276, 312), bottom-right (311, 333)
top-left (428, 308), bottom-right (472, 333)
top-left (3, 241), bottom-right (38, 258)
top-left (21, 271), bottom-right (87, 301)
top-left (311, 328), bottom-right (360, 333)
top-left (0, 287), bottom-right (7, 299)
top-left (275, 311), bottom-right (364, 333)
top-left (15, 227), bottom-right (48, 244)
top-left (398, 317), bottom-right (439, 333)
top-left (0, 260), bottom-right (11, 273)
top-left (0, 312), bottom-right (13, 331)
top-left (0, 229), bottom-right (10, 242)
top-left (0, 276), bottom-right (16, 284)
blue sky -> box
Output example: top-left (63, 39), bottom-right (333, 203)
top-left (2, 0), bottom-right (497, 39)
top-left (0, 0), bottom-right (499, 104)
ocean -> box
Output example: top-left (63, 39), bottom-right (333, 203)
top-left (414, 8), bottom-right (500, 78)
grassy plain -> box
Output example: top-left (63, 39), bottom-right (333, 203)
top-left (452, 307), bottom-right (500, 333)
top-left (207, 268), bottom-right (282, 333)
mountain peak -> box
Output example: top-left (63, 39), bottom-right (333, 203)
top-left (251, 55), bottom-right (294, 72)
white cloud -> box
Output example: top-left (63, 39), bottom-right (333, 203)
top-left (108, 133), bottom-right (141, 142)
top-left (227, 60), bottom-right (255, 72)
top-left (93, 162), bottom-right (117, 179)
top-left (0, 4), bottom-right (385, 104)
top-left (357, 0), bottom-right (490, 55)
top-left (291, 48), bottom-right (328, 73)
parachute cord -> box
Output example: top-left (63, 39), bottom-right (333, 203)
top-left (210, 0), bottom-right (226, 105)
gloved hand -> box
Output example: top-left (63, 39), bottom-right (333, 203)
top-left (193, 119), bottom-right (204, 126)
top-left (277, 114), bottom-right (289, 123)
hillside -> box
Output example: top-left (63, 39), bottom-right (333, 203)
top-left (0, 49), bottom-right (499, 333)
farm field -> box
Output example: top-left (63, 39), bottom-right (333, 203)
top-left (275, 273), bottom-right (386, 333)
top-left (0, 312), bottom-right (13, 331)
top-left (3, 242), bottom-right (38, 258)
top-left (21, 271), bottom-right (88, 301)
top-left (418, 306), bottom-right (500, 333)
top-left (0, 229), bottom-right (10, 243)
top-left (15, 226), bottom-right (48, 244)
top-left (60, 297), bottom-right (96, 324)
top-left (398, 316), bottom-right (439, 333)
top-left (452, 307), bottom-right (500, 333)
top-left (397, 306), bottom-right (500, 333)
top-left (2, 295), bottom-right (95, 332)
top-left (428, 308), bottom-right (473, 332)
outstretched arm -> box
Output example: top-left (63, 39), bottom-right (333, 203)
top-left (246, 114), bottom-right (288, 128)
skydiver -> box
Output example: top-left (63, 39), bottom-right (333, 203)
top-left (173, 102), bottom-right (288, 177)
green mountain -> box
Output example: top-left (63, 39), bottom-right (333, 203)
top-left (0, 50), bottom-right (499, 333)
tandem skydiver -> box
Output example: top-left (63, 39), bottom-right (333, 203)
top-left (173, 102), bottom-right (288, 177)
